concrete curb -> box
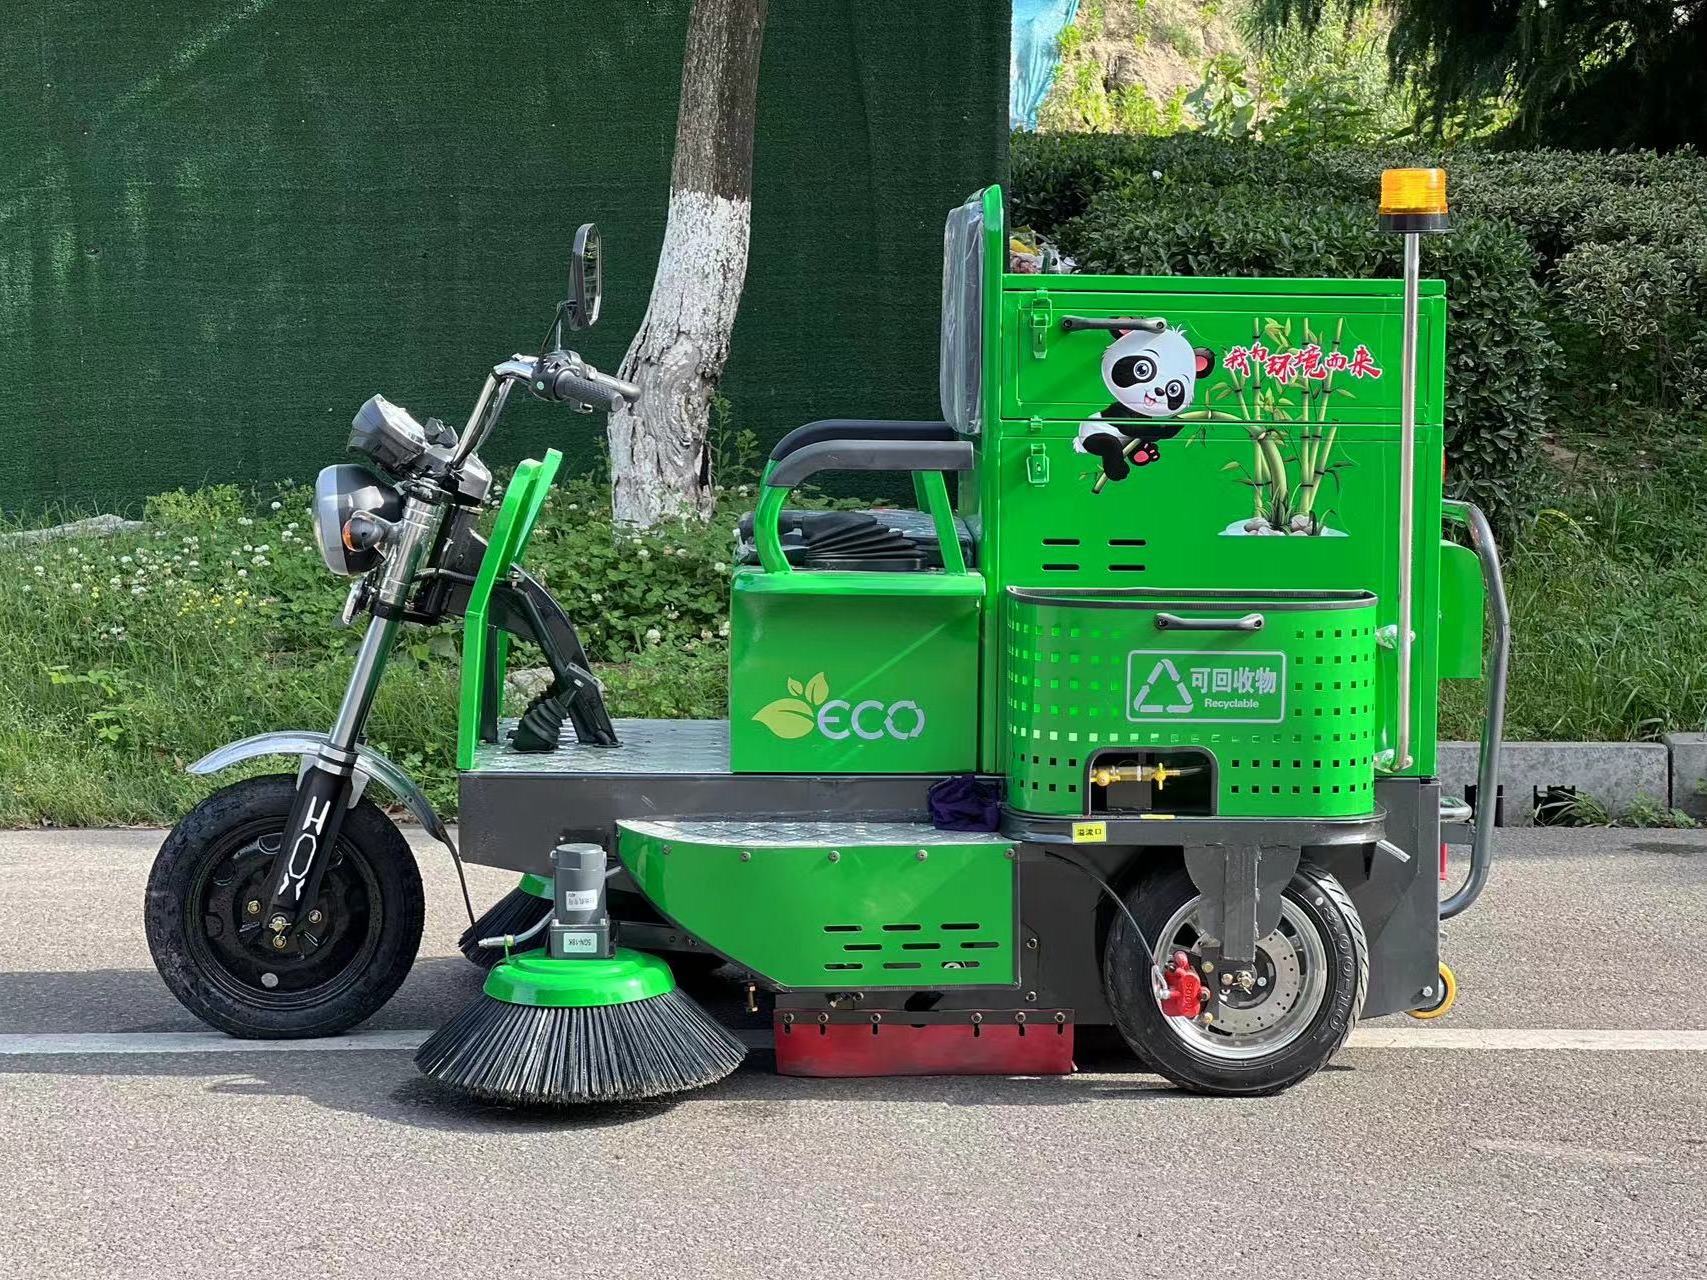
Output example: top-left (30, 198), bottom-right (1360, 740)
top-left (1439, 739), bottom-right (1692, 827)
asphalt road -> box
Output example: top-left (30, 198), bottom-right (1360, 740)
top-left (1, 826), bottom-right (1704, 1279)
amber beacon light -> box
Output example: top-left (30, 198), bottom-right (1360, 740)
top-left (1378, 167), bottom-right (1449, 233)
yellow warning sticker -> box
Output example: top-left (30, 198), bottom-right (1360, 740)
top-left (1071, 821), bottom-right (1107, 844)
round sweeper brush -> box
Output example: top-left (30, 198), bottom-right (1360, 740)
top-left (415, 948), bottom-right (746, 1105)
top-left (457, 874), bottom-right (554, 968)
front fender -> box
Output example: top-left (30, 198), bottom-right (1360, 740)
top-left (189, 731), bottom-right (452, 847)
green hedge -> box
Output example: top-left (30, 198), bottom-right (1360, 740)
top-left (1010, 134), bottom-right (1707, 521)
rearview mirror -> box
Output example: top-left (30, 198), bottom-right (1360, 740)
top-left (567, 223), bottom-right (602, 331)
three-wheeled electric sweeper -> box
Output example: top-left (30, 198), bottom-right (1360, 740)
top-left (146, 172), bottom-right (1509, 1103)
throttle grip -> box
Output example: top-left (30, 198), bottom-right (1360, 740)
top-left (552, 369), bottom-right (625, 410)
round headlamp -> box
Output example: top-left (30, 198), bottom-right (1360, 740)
top-left (312, 464), bottom-right (403, 576)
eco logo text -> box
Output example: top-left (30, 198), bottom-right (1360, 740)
top-left (752, 673), bottom-right (926, 742)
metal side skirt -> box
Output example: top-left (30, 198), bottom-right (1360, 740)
top-left (189, 731), bottom-right (453, 848)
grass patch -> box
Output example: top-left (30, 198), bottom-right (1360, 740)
top-left (0, 476), bottom-right (740, 827)
top-left (1440, 430), bottom-right (1707, 743)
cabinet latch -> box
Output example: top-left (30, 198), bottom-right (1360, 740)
top-left (1027, 442), bottom-right (1051, 486)
top-left (1028, 295), bottom-right (1053, 360)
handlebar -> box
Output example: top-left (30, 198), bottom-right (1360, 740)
top-left (449, 350), bottom-right (639, 471)
top-left (549, 362), bottom-right (640, 410)
top-left (531, 349), bottom-right (639, 411)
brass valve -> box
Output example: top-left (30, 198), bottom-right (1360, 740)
top-left (1089, 762), bottom-right (1180, 790)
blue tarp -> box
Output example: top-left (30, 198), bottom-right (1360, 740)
top-left (1011, 0), bottom-right (1080, 130)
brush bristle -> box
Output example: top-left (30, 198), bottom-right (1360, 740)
top-left (414, 987), bottom-right (747, 1105)
top-left (457, 888), bottom-right (554, 968)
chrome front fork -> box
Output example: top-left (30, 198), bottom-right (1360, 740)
top-left (260, 493), bottom-right (444, 946)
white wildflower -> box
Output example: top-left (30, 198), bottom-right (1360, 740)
top-left (644, 627), bottom-right (662, 645)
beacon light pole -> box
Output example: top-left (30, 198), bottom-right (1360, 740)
top-left (1378, 167), bottom-right (1448, 771)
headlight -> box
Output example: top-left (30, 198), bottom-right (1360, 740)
top-left (312, 464), bottom-right (402, 576)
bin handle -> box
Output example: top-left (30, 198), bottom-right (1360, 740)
top-left (1060, 316), bottom-right (1167, 335)
top-left (1155, 612), bottom-right (1264, 633)
top-left (1440, 499), bottom-right (1509, 920)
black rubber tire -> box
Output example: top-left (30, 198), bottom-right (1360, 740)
top-left (1103, 862), bottom-right (1367, 1096)
top-left (145, 774), bottom-right (424, 1038)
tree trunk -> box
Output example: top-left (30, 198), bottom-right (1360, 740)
top-left (607, 0), bottom-right (768, 528)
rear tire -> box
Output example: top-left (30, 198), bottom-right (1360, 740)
top-left (1103, 862), bottom-right (1366, 1096)
top-left (146, 774), bottom-right (424, 1038)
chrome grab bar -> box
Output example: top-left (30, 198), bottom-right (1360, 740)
top-left (1441, 499), bottom-right (1510, 919)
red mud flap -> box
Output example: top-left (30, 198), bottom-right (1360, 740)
top-left (773, 1011), bottom-right (1075, 1077)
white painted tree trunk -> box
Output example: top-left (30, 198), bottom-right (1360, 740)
top-left (607, 190), bottom-right (751, 527)
top-left (608, 0), bottom-right (767, 529)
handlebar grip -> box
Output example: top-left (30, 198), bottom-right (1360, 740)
top-left (551, 369), bottom-right (626, 410)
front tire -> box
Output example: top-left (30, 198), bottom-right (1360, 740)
top-left (1103, 862), bottom-right (1367, 1096)
top-left (146, 774), bottom-right (424, 1038)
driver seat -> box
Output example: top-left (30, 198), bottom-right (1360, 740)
top-left (733, 420), bottom-right (975, 571)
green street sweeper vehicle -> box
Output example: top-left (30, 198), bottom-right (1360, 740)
top-left (145, 171), bottom-right (1508, 1103)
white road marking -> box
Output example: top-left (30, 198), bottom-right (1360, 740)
top-left (0, 1026), bottom-right (1703, 1056)
top-left (1349, 1027), bottom-right (1707, 1051)
top-left (0, 1030), bottom-right (432, 1055)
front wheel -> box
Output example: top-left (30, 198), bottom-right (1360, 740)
top-left (1103, 862), bottom-right (1367, 1095)
top-left (146, 774), bottom-right (424, 1038)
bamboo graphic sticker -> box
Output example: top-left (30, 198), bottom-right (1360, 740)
top-left (1127, 651), bottom-right (1287, 724)
top-left (1213, 318), bottom-right (1380, 538)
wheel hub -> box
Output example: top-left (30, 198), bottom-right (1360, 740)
top-left (191, 828), bottom-right (376, 1004)
top-left (1209, 934), bottom-right (1303, 1035)
top-left (1153, 895), bottom-right (1330, 1060)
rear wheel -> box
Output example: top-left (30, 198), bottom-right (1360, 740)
top-left (1103, 862), bottom-right (1367, 1095)
top-left (146, 774), bottom-right (424, 1038)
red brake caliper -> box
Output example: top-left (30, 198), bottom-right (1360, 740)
top-left (1159, 949), bottom-right (1208, 1019)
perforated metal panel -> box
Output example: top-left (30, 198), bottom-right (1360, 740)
top-left (1003, 588), bottom-right (1379, 818)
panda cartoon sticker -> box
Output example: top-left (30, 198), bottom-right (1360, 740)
top-left (1074, 324), bottom-right (1215, 485)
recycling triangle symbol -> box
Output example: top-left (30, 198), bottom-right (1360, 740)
top-left (1133, 658), bottom-right (1194, 715)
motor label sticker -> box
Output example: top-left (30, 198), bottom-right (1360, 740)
top-left (1126, 650), bottom-right (1287, 724)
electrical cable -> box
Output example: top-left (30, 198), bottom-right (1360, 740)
top-left (477, 908), bottom-right (553, 952)
top-left (441, 828), bottom-right (478, 929)
top-left (1042, 847), bottom-right (1172, 1001)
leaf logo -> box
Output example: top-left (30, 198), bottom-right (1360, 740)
top-left (753, 671), bottom-right (829, 740)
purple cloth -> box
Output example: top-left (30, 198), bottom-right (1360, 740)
top-left (928, 774), bottom-right (1002, 832)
